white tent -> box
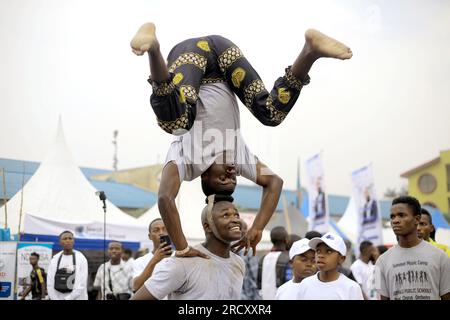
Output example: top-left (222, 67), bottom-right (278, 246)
top-left (0, 119), bottom-right (147, 243)
top-left (138, 180), bottom-right (272, 250)
top-left (337, 197), bottom-right (359, 244)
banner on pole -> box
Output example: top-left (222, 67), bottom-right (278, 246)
top-left (306, 153), bottom-right (329, 234)
top-left (351, 164), bottom-right (383, 246)
top-left (0, 241), bottom-right (17, 300)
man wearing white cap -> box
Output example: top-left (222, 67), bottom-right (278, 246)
top-left (296, 232), bottom-right (363, 300)
top-left (275, 238), bottom-right (317, 300)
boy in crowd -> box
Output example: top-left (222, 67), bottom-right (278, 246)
top-left (258, 226), bottom-right (290, 299)
top-left (94, 241), bottom-right (133, 300)
top-left (275, 238), bottom-right (317, 299)
top-left (20, 252), bottom-right (47, 300)
top-left (417, 208), bottom-right (450, 257)
top-left (297, 232), bottom-right (363, 300)
top-left (47, 231), bottom-right (88, 300)
top-left (351, 240), bottom-right (378, 299)
top-left (376, 196), bottom-right (450, 300)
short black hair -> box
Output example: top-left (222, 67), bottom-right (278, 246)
top-left (420, 208), bottom-right (432, 223)
top-left (270, 226), bottom-right (288, 245)
top-left (359, 240), bottom-right (373, 254)
top-left (420, 208), bottom-right (436, 240)
top-left (392, 196), bottom-right (421, 216)
top-left (148, 218), bottom-right (162, 232)
top-left (205, 194), bottom-right (234, 204)
top-left (201, 178), bottom-right (214, 196)
top-left (30, 252), bottom-right (40, 259)
top-left (59, 230), bottom-right (74, 238)
top-left (123, 248), bottom-right (132, 255)
top-left (304, 230), bottom-right (322, 240)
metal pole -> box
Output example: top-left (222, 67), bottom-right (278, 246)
top-left (1, 168), bottom-right (7, 228)
top-left (18, 162), bottom-right (26, 241)
top-left (103, 203), bottom-right (106, 300)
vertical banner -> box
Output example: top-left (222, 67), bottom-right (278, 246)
top-left (16, 242), bottom-right (53, 299)
top-left (351, 164), bottom-right (383, 246)
top-left (0, 241), bottom-right (17, 300)
top-left (306, 153), bottom-right (329, 234)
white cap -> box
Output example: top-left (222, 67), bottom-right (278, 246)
top-left (289, 238), bottom-right (313, 260)
top-left (308, 232), bottom-right (347, 256)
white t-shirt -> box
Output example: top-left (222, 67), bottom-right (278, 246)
top-left (123, 258), bottom-right (135, 269)
top-left (275, 279), bottom-right (302, 300)
top-left (46, 250), bottom-right (88, 300)
top-left (132, 252), bottom-right (154, 278)
top-left (144, 244), bottom-right (245, 300)
top-left (165, 82), bottom-right (257, 183)
top-left (350, 259), bottom-right (375, 298)
top-left (261, 251), bottom-right (282, 300)
top-left (297, 273), bottom-right (364, 300)
top-left (375, 240), bottom-right (450, 300)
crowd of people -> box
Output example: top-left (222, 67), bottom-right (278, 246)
top-left (19, 195), bottom-right (450, 300)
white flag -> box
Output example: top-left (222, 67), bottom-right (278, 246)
top-left (351, 164), bottom-right (383, 246)
top-left (306, 152), bottom-right (329, 234)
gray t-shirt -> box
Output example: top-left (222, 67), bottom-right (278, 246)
top-left (375, 240), bottom-right (450, 300)
top-left (144, 244), bottom-right (245, 300)
top-left (164, 82), bottom-right (258, 183)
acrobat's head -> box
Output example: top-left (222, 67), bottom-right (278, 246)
top-left (201, 153), bottom-right (236, 196)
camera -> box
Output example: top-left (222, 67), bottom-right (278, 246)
top-left (106, 293), bottom-right (131, 300)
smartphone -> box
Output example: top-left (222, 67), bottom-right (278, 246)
top-left (159, 234), bottom-right (172, 246)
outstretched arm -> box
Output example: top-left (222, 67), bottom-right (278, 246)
top-left (234, 160), bottom-right (283, 255)
top-left (158, 162), bottom-right (208, 259)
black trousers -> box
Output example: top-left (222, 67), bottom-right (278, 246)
top-left (149, 35), bottom-right (309, 134)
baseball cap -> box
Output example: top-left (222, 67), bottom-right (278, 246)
top-left (289, 238), bottom-right (313, 260)
top-left (308, 232), bottom-right (347, 256)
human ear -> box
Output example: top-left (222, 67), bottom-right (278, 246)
top-left (203, 222), bottom-right (212, 233)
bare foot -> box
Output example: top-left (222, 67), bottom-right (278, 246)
top-left (130, 22), bottom-right (158, 56)
top-left (304, 29), bottom-right (353, 60)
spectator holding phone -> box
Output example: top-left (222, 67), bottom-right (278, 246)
top-left (132, 218), bottom-right (172, 292)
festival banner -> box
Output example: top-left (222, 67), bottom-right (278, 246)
top-left (305, 153), bottom-right (329, 234)
top-left (0, 241), bottom-right (17, 300)
top-left (351, 164), bottom-right (383, 246)
top-left (16, 242), bottom-right (53, 300)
